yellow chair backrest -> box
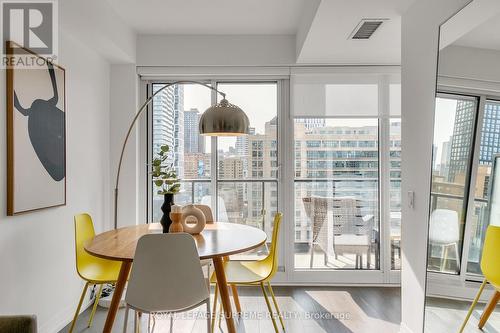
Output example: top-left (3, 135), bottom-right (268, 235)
top-left (262, 212), bottom-right (283, 280)
top-left (74, 213), bottom-right (97, 278)
top-left (481, 225), bottom-right (500, 289)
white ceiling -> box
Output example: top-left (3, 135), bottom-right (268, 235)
top-left (455, 14), bottom-right (500, 51)
top-left (296, 0), bottom-right (414, 65)
top-left (105, 0), bottom-right (306, 35)
top-left (105, 0), bottom-right (417, 64)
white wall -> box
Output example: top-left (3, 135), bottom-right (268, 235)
top-left (0, 30), bottom-right (111, 333)
top-left (400, 1), bottom-right (471, 333)
top-left (439, 45), bottom-right (500, 83)
top-left (137, 34), bottom-right (296, 66)
top-left (110, 65), bottom-right (140, 227)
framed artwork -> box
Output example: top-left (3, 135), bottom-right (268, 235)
top-left (6, 41), bottom-right (66, 215)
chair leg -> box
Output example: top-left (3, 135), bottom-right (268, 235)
top-left (123, 305), bottom-right (130, 333)
top-left (478, 290), bottom-right (500, 329)
top-left (441, 245), bottom-right (449, 272)
top-left (267, 282), bottom-right (285, 331)
top-left (134, 310), bottom-right (138, 333)
top-left (87, 283), bottom-right (103, 328)
top-left (207, 264), bottom-right (211, 289)
top-left (169, 314), bottom-right (174, 333)
top-left (309, 243), bottom-right (315, 268)
top-left (454, 242), bottom-right (461, 271)
top-left (206, 299), bottom-right (212, 333)
top-left (69, 282), bottom-right (89, 333)
top-left (211, 284), bottom-right (218, 332)
top-left (260, 282), bottom-right (279, 333)
top-left (459, 279), bottom-right (487, 333)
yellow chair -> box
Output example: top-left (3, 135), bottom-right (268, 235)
top-left (459, 225), bottom-right (500, 332)
top-left (211, 212), bottom-right (284, 332)
top-left (69, 214), bottom-right (122, 333)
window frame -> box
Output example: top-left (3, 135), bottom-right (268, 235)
top-left (143, 69), bottom-right (402, 285)
top-left (426, 82), bottom-right (500, 298)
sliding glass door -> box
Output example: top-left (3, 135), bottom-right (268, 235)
top-left (289, 70), bottom-right (401, 283)
top-left (147, 70), bottom-right (401, 284)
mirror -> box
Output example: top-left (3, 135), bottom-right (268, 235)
top-left (425, 2), bottom-right (500, 332)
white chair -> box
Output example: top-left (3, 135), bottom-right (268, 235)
top-left (201, 196), bottom-right (229, 222)
top-left (123, 233), bottom-right (211, 333)
top-left (429, 209), bottom-right (461, 272)
top-left (190, 204), bottom-right (214, 287)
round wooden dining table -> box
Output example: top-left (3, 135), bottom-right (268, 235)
top-left (85, 222), bottom-right (267, 333)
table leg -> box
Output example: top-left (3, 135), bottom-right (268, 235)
top-left (213, 256), bottom-right (236, 333)
top-left (103, 261), bottom-right (132, 333)
top-left (223, 256), bottom-right (242, 315)
top-left (478, 291), bottom-right (500, 329)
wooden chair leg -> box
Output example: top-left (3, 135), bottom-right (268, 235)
top-left (231, 284), bottom-right (242, 315)
top-left (211, 284), bottom-right (218, 332)
top-left (69, 282), bottom-right (89, 333)
top-left (479, 290), bottom-right (500, 329)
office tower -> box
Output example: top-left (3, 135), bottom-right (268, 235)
top-left (184, 108), bottom-right (205, 154)
top-left (152, 84), bottom-right (185, 178)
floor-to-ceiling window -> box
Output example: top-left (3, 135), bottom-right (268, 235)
top-left (149, 81), bottom-right (279, 248)
top-left (147, 70), bottom-right (401, 284)
top-left (428, 92), bottom-right (500, 284)
top-left (289, 69), bottom-right (401, 282)
top-left (428, 94), bottom-right (478, 275)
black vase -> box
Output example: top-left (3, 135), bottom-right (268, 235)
top-left (160, 193), bottom-right (175, 233)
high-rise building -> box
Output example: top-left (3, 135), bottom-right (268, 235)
top-left (440, 138), bottom-right (451, 178)
top-left (152, 84), bottom-right (185, 178)
top-left (479, 102), bottom-right (500, 164)
top-left (295, 118), bottom-right (326, 130)
top-left (448, 100), bottom-right (476, 183)
top-left (293, 121), bottom-right (381, 242)
top-left (184, 108), bottom-right (205, 154)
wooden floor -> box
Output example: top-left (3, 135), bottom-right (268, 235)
top-left (426, 297), bottom-right (500, 333)
top-left (60, 286), bottom-right (401, 333)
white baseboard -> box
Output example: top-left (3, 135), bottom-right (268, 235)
top-left (399, 322), bottom-right (414, 333)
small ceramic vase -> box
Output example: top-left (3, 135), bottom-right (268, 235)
top-left (169, 205), bottom-right (184, 233)
top-left (180, 204), bottom-right (206, 234)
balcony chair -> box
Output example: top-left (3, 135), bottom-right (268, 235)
top-left (210, 212), bottom-right (284, 333)
top-left (302, 196), bottom-right (330, 268)
top-left (123, 233), bottom-right (211, 333)
top-left (70, 214), bottom-right (122, 333)
top-left (303, 196), bottom-right (375, 269)
top-left (459, 225), bottom-right (500, 332)
top-left (429, 209), bottom-right (460, 272)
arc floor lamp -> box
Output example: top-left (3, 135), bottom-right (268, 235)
top-left (113, 80), bottom-right (249, 229)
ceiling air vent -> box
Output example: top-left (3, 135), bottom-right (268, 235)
top-left (349, 19), bottom-right (387, 40)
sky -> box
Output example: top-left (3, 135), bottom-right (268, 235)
top-left (433, 97), bottom-right (458, 164)
top-left (183, 83), bottom-right (278, 151)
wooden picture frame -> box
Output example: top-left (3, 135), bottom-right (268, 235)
top-left (6, 41), bottom-right (66, 215)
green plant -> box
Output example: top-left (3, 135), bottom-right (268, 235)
top-left (151, 145), bottom-right (181, 195)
